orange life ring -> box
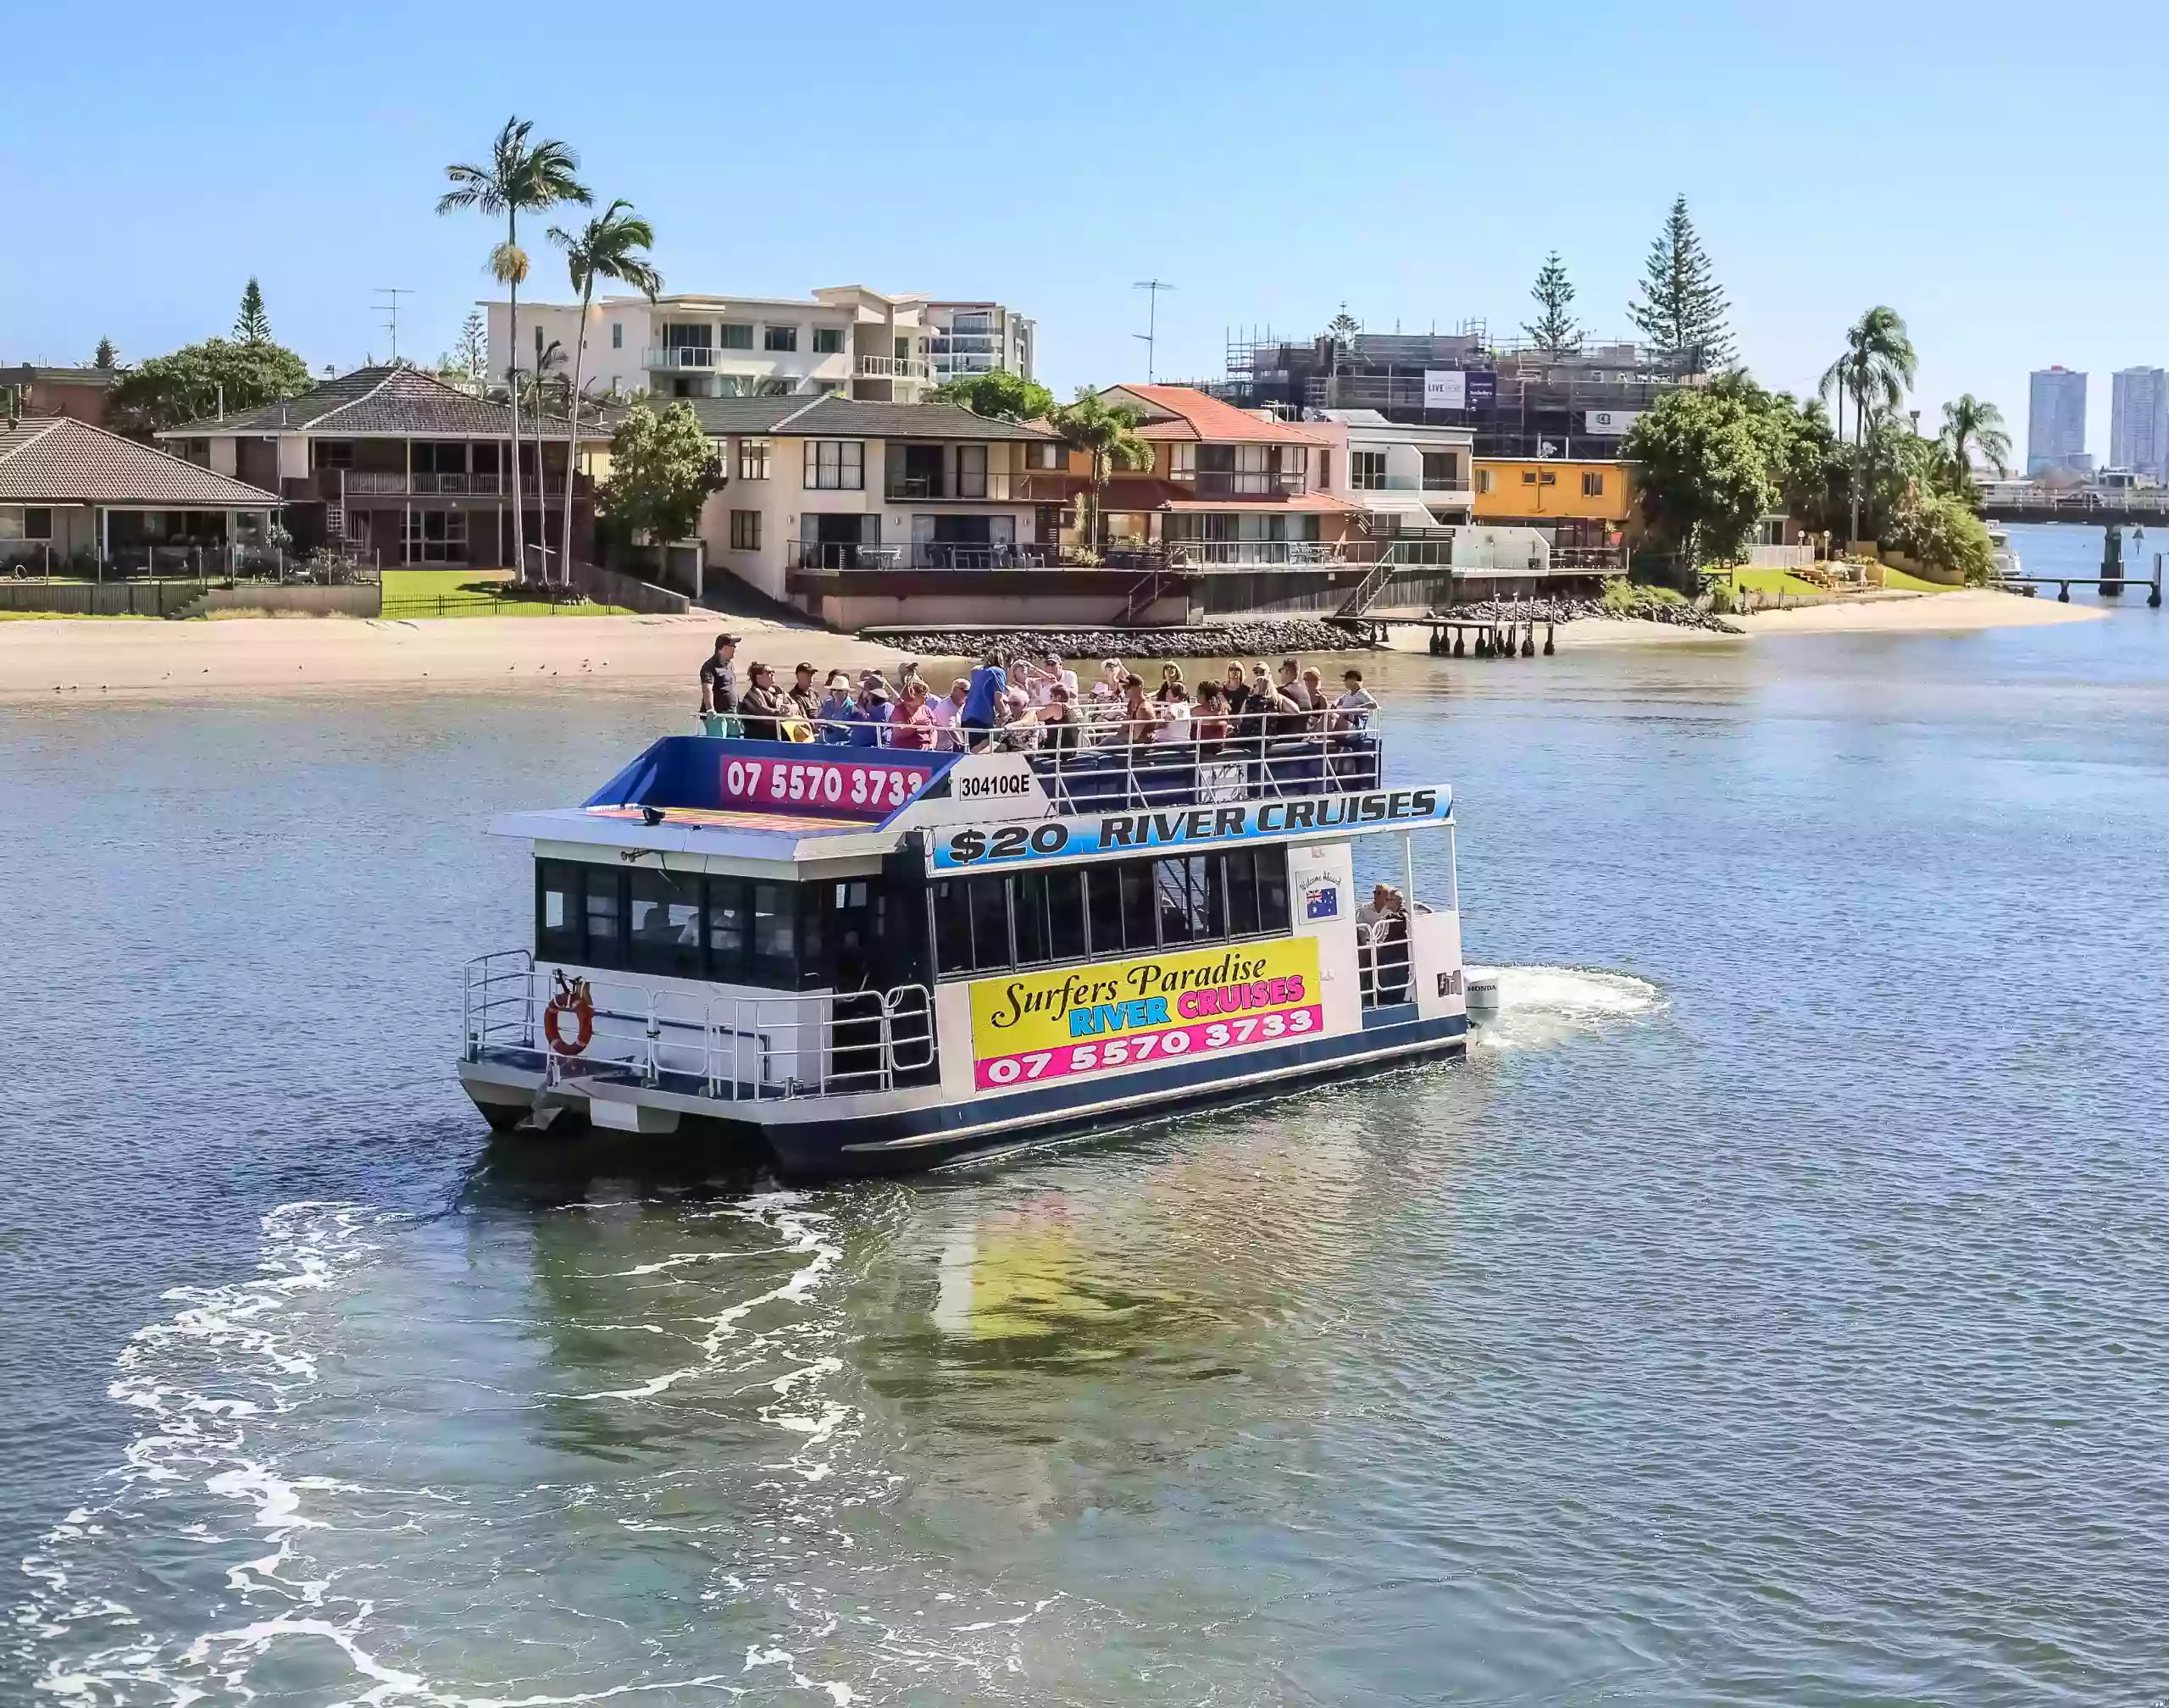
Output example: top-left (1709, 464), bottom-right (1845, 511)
top-left (543, 974), bottom-right (595, 1056)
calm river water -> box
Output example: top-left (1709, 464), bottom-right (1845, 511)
top-left (5, 566), bottom-right (2167, 1704)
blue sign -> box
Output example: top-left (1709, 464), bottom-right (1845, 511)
top-left (1464, 369), bottom-right (1496, 408)
top-left (929, 786), bottom-right (1451, 872)
top-left (1305, 881), bottom-right (1340, 920)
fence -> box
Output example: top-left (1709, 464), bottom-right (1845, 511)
top-left (0, 579), bottom-right (216, 617)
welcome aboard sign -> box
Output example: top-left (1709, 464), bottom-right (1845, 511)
top-left (968, 938), bottom-right (1324, 1091)
top-left (929, 785), bottom-right (1449, 872)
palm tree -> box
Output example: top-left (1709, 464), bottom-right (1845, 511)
top-left (548, 200), bottom-right (660, 587)
top-left (1821, 306), bottom-right (1917, 546)
top-left (1048, 391), bottom-right (1154, 555)
top-left (438, 118), bottom-right (589, 580)
top-left (1939, 394), bottom-right (2011, 500)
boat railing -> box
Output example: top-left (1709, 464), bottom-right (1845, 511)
top-left (696, 704), bottom-right (1386, 809)
top-left (463, 955), bottom-right (937, 1101)
top-left (1354, 920), bottom-right (1414, 1009)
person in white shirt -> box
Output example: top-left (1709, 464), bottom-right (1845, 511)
top-left (1091, 657), bottom-right (1125, 701)
top-left (1031, 650), bottom-right (1079, 706)
top-left (1332, 668), bottom-right (1380, 732)
top-left (929, 677), bottom-right (969, 751)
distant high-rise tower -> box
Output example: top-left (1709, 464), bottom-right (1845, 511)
top-left (2028, 367), bottom-right (2089, 476)
top-left (2110, 368), bottom-right (2169, 480)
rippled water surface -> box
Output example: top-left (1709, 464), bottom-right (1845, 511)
top-left (5, 596), bottom-right (2168, 1704)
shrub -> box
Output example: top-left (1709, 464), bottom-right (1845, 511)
top-left (1889, 490), bottom-right (1994, 585)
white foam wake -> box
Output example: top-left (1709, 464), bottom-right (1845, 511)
top-left (1466, 963), bottom-right (1665, 1049)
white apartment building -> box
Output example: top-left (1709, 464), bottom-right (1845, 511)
top-left (924, 302), bottom-right (1035, 385)
top-left (485, 286), bottom-right (1035, 409)
top-left (1310, 409), bottom-right (1475, 530)
top-left (2111, 367), bottom-right (2169, 482)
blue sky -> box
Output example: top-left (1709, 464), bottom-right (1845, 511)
top-left (7, 0), bottom-right (2164, 462)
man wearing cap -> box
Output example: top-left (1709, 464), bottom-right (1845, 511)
top-left (787, 663), bottom-right (821, 723)
top-left (698, 634), bottom-right (740, 718)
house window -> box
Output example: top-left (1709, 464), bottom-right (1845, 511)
top-left (1582, 470), bottom-right (1605, 497)
top-left (813, 328), bottom-right (845, 355)
top-left (1539, 470), bottom-right (1557, 486)
top-left (1423, 452), bottom-right (1456, 491)
top-left (313, 441), bottom-right (354, 469)
top-left (764, 324), bottom-right (799, 352)
top-left (611, 322), bottom-right (623, 350)
top-left (402, 508), bottom-right (468, 563)
top-left (738, 439), bottom-right (770, 480)
top-left (25, 507), bottom-right (53, 540)
top-left (804, 441), bottom-right (864, 490)
top-left (730, 510), bottom-right (762, 552)
top-left (1521, 470), bottom-right (1539, 485)
top-left (1171, 443), bottom-right (1197, 480)
top-left (1025, 441), bottom-right (1062, 469)
top-left (1476, 468), bottom-right (1493, 494)
top-left (719, 323), bottom-right (754, 350)
top-left (1351, 451), bottom-right (1387, 491)
top-left (957, 444), bottom-right (988, 499)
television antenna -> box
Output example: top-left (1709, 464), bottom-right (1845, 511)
top-left (372, 287), bottom-right (413, 363)
top-left (1133, 279), bottom-right (1176, 383)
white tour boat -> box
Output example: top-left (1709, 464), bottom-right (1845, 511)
top-left (458, 716), bottom-right (1467, 1179)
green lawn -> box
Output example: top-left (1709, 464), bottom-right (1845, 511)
top-left (377, 568), bottom-right (630, 619)
top-left (1873, 564), bottom-right (1964, 594)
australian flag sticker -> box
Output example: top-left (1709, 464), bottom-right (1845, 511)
top-left (1305, 881), bottom-right (1339, 920)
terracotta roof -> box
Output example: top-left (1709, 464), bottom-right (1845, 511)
top-left (1101, 385), bottom-right (1328, 446)
top-left (159, 366), bottom-right (610, 441)
top-left (0, 416), bottom-right (282, 507)
top-left (685, 393), bottom-right (1056, 441)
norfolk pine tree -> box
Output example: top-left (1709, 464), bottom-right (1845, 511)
top-left (1523, 252), bottom-right (1581, 354)
top-left (1628, 197), bottom-right (1733, 378)
top-left (235, 278), bottom-right (272, 344)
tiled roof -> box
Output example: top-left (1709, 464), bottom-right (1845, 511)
top-left (0, 416), bottom-right (282, 507)
top-left (1102, 385), bottom-right (1328, 446)
top-left (685, 392), bottom-right (1056, 441)
top-left (159, 366), bottom-right (609, 441)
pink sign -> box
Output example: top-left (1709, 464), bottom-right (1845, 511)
top-left (973, 1004), bottom-right (1325, 1090)
top-left (718, 754), bottom-right (934, 820)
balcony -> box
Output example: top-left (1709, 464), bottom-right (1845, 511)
top-left (1162, 540), bottom-right (1347, 567)
top-left (884, 469), bottom-right (1051, 502)
top-left (329, 470), bottom-right (576, 499)
top-left (856, 355), bottom-right (933, 382)
top-left (1188, 469), bottom-right (1309, 499)
top-left (791, 542), bottom-right (1058, 570)
top-left (644, 345), bottom-right (723, 370)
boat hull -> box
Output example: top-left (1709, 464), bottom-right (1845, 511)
top-left (460, 1012), bottom-right (1467, 1182)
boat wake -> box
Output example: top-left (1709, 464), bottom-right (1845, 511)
top-left (10, 1193), bottom-right (1079, 1705)
top-left (1465, 963), bottom-right (1666, 1050)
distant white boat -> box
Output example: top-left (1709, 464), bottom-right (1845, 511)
top-left (1987, 524), bottom-right (2022, 586)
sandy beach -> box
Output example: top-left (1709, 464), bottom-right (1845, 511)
top-left (0, 588), bottom-right (2111, 701)
top-left (0, 613), bottom-right (907, 702)
top-left (1545, 588), bottom-right (2108, 649)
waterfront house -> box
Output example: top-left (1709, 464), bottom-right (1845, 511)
top-left (0, 413), bottom-right (280, 572)
top-left (1473, 455), bottom-right (1634, 568)
top-left (1088, 385), bottom-right (1356, 566)
top-left (1310, 409), bottom-right (1475, 533)
top-left (491, 286), bottom-right (1035, 410)
top-left (160, 367), bottom-right (610, 571)
top-left (684, 393), bottom-right (1066, 625)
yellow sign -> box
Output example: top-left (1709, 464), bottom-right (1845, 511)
top-left (969, 938), bottom-right (1323, 1090)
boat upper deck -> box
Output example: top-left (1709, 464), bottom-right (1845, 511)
top-left (493, 713), bottom-right (1434, 867)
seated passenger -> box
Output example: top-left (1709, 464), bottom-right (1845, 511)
top-left (888, 679), bottom-right (935, 749)
top-left (735, 663), bottom-right (788, 742)
top-left (929, 676), bottom-right (969, 751)
top-left (1038, 682), bottom-right (1081, 757)
top-left (816, 673), bottom-right (856, 743)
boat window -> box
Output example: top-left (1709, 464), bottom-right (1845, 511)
top-left (930, 846), bottom-right (1291, 980)
top-left (968, 875), bottom-right (1011, 972)
top-left (537, 861), bottom-right (582, 964)
top-left (705, 881), bottom-right (749, 966)
top-left (584, 868), bottom-right (625, 969)
top-left (751, 882), bottom-right (797, 984)
top-left (628, 867), bottom-right (702, 980)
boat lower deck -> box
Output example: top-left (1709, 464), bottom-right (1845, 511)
top-left (463, 1009), bottom-right (1468, 1180)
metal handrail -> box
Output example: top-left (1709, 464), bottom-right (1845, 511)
top-left (1026, 719), bottom-right (1385, 812)
top-left (463, 957), bottom-right (936, 1102)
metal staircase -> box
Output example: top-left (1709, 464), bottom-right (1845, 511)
top-left (1334, 551), bottom-right (1400, 619)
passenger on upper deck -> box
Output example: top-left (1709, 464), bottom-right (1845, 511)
top-left (697, 634), bottom-right (740, 716)
top-left (816, 672), bottom-right (855, 742)
top-left (736, 663), bottom-right (787, 741)
top-left (961, 652), bottom-right (1008, 751)
top-left (888, 680), bottom-right (935, 750)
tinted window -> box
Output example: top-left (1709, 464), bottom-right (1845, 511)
top-left (968, 876), bottom-right (1010, 972)
top-left (932, 879), bottom-right (973, 977)
top-left (1011, 871), bottom-right (1052, 968)
top-left (629, 868), bottom-right (702, 979)
top-left (1257, 846), bottom-right (1290, 934)
top-left (706, 880), bottom-right (748, 965)
top-left (584, 868), bottom-right (625, 969)
top-left (1047, 868), bottom-right (1088, 962)
top-left (538, 861), bottom-right (581, 963)
top-left (1118, 862), bottom-right (1157, 951)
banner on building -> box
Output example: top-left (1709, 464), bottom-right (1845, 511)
top-left (968, 937), bottom-right (1325, 1090)
top-left (1585, 409), bottom-right (1642, 436)
top-left (1423, 370), bottom-right (1466, 410)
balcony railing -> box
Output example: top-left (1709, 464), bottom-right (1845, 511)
top-left (1352, 472), bottom-right (1472, 495)
top-left (645, 345), bottom-right (723, 369)
top-left (792, 541), bottom-right (1060, 570)
top-left (1188, 469), bottom-right (1309, 499)
top-left (884, 470), bottom-right (1045, 502)
top-left (856, 355), bottom-right (933, 382)
top-left (332, 470), bottom-right (575, 498)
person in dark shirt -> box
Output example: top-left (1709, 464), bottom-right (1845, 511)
top-left (697, 634), bottom-right (741, 716)
top-left (1039, 682), bottom-right (1081, 757)
top-left (735, 663), bottom-right (788, 741)
top-left (787, 663), bottom-right (821, 722)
